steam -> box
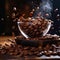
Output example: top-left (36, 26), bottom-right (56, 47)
top-left (33, 0), bottom-right (53, 19)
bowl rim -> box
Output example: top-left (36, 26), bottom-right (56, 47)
top-left (17, 21), bottom-right (51, 38)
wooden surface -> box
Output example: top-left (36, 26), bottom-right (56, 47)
top-left (0, 36), bottom-right (15, 40)
top-left (0, 36), bottom-right (15, 45)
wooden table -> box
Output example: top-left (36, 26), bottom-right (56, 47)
top-left (0, 36), bottom-right (15, 45)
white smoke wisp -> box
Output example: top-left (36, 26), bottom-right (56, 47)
top-left (42, 1), bottom-right (52, 11)
top-left (40, 0), bottom-right (53, 18)
top-left (33, 0), bottom-right (53, 19)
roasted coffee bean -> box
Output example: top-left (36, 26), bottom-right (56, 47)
top-left (52, 52), bottom-right (57, 55)
top-left (37, 53), bottom-right (43, 57)
top-left (57, 52), bottom-right (60, 56)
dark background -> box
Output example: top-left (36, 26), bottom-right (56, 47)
top-left (0, 0), bottom-right (60, 36)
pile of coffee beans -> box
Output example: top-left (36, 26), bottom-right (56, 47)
top-left (0, 41), bottom-right (60, 57)
top-left (20, 17), bottom-right (49, 38)
top-left (0, 35), bottom-right (60, 57)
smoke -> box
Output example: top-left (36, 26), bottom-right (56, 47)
top-left (33, 0), bottom-right (53, 19)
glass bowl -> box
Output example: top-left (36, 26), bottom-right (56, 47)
top-left (17, 17), bottom-right (52, 38)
